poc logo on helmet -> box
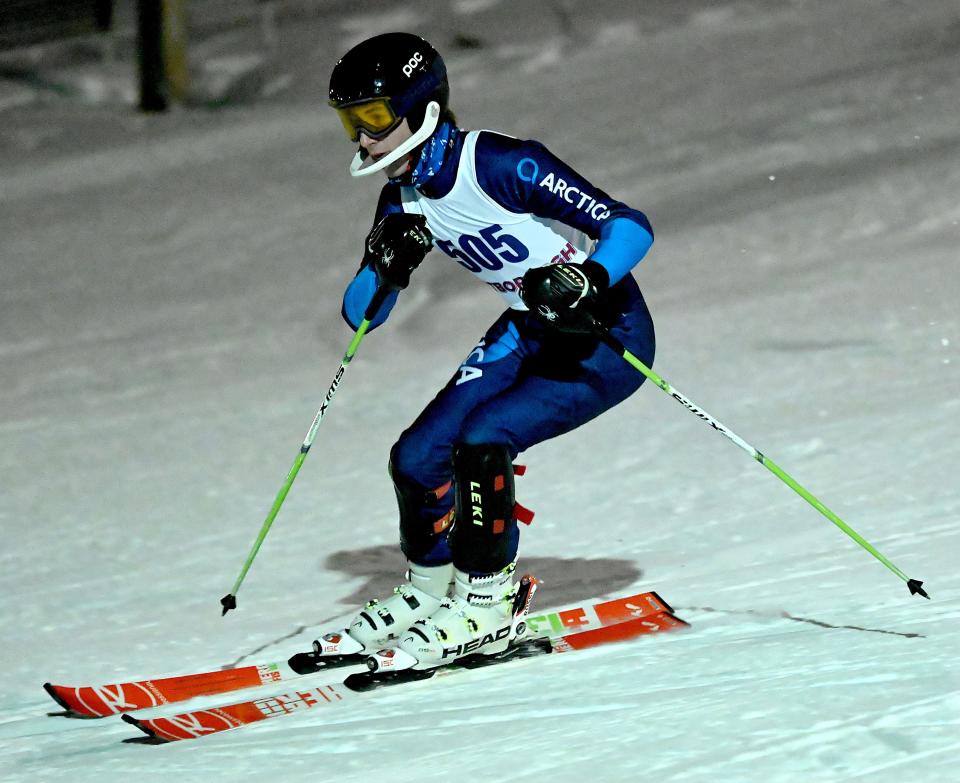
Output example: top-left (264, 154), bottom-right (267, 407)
top-left (402, 52), bottom-right (424, 77)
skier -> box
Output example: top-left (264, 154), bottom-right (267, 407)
top-left (326, 32), bottom-right (655, 667)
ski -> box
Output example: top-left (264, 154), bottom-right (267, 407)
top-left (44, 589), bottom-right (673, 718)
top-left (122, 609), bottom-right (688, 743)
top-left (43, 648), bottom-right (362, 720)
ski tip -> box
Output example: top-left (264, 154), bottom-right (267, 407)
top-left (43, 683), bottom-right (103, 719)
top-left (42, 682), bottom-right (71, 711)
top-left (907, 579), bottom-right (930, 599)
top-left (121, 713), bottom-right (166, 743)
top-left (220, 593), bottom-right (237, 616)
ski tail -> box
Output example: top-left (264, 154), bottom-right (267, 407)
top-left (550, 609), bottom-right (688, 652)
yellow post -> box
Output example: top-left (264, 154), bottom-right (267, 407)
top-left (161, 0), bottom-right (190, 101)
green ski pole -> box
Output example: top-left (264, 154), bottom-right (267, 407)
top-left (598, 330), bottom-right (928, 600)
top-left (220, 286), bottom-right (392, 615)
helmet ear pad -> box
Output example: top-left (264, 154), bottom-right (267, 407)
top-left (404, 80), bottom-right (450, 134)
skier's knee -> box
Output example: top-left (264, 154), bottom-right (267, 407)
top-left (458, 417), bottom-right (521, 455)
top-left (389, 434), bottom-right (423, 486)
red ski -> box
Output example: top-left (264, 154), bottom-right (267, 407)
top-left (123, 610), bottom-right (688, 743)
top-left (44, 590), bottom-right (674, 718)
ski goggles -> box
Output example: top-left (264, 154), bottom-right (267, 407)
top-left (331, 98), bottom-right (403, 143)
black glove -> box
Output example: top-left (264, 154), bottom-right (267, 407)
top-left (520, 260), bottom-right (609, 334)
top-left (365, 213), bottom-right (433, 290)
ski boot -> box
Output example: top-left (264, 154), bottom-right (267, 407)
top-left (393, 563), bottom-right (523, 668)
top-left (288, 562), bottom-right (453, 674)
top-left (317, 561), bottom-right (454, 657)
top-left (364, 569), bottom-right (538, 676)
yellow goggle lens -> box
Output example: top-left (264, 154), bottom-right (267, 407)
top-left (334, 99), bottom-right (399, 142)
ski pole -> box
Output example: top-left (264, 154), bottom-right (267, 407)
top-left (220, 286), bottom-right (392, 615)
top-left (598, 330), bottom-right (928, 600)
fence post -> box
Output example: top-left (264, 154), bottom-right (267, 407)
top-left (136, 0), bottom-right (189, 112)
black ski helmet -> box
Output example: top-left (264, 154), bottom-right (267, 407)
top-left (328, 32), bottom-right (449, 142)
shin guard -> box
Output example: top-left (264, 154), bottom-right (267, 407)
top-left (391, 461), bottom-right (455, 565)
top-left (449, 443), bottom-right (519, 574)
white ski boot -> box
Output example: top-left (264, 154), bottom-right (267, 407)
top-left (329, 561), bottom-right (454, 654)
top-left (396, 563), bottom-right (519, 667)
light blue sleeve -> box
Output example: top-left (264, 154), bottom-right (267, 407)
top-left (589, 217), bottom-right (654, 285)
top-left (341, 265), bottom-right (399, 331)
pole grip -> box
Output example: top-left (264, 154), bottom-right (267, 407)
top-left (363, 284), bottom-right (392, 323)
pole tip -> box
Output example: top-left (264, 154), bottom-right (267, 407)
top-left (221, 594), bottom-right (237, 615)
top-left (907, 579), bottom-right (930, 599)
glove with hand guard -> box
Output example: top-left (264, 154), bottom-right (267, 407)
top-left (365, 213), bottom-right (433, 290)
top-left (520, 260), bottom-right (609, 334)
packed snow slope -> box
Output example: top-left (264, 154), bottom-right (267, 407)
top-left (1, 1), bottom-right (958, 781)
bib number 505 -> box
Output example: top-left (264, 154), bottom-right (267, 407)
top-left (436, 224), bottom-right (529, 272)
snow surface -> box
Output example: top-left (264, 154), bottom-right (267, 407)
top-left (1, 1), bottom-right (959, 781)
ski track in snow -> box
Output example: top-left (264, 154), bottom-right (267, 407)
top-left (2, 0), bottom-right (959, 781)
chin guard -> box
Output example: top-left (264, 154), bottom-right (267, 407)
top-left (350, 102), bottom-right (441, 177)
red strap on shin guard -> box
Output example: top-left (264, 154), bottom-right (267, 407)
top-left (513, 502), bottom-right (535, 525)
top-left (430, 480), bottom-right (452, 501)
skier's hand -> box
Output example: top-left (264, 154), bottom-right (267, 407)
top-left (520, 261), bottom-right (608, 334)
top-left (365, 213), bottom-right (433, 290)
